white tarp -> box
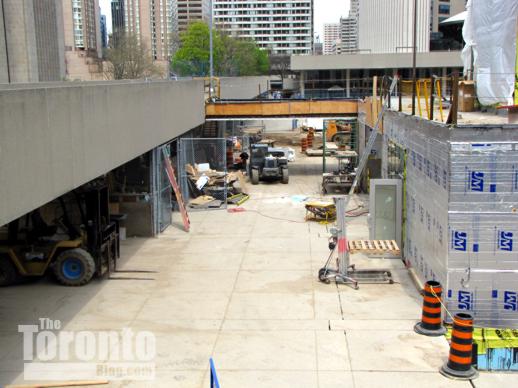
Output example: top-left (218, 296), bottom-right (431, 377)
top-left (462, 0), bottom-right (518, 106)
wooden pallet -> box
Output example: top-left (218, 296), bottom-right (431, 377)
top-left (348, 240), bottom-right (400, 255)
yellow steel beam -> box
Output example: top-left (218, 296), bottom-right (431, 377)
top-left (205, 100), bottom-right (358, 118)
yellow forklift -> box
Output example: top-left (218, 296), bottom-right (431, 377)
top-left (0, 183), bottom-right (119, 286)
top-left (325, 120), bottom-right (353, 147)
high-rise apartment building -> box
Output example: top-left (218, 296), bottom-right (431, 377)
top-left (338, 16), bottom-right (358, 53)
top-left (213, 0), bottom-right (314, 55)
top-left (0, 0), bottom-right (65, 83)
top-left (323, 23), bottom-right (339, 55)
top-left (336, 0), bottom-right (359, 54)
top-left (124, 0), bottom-right (175, 64)
top-left (100, 14), bottom-right (108, 48)
top-left (68, 0), bottom-right (101, 54)
top-left (111, 0), bottom-right (125, 35)
top-left (177, 0), bottom-right (210, 33)
top-left (62, 0), bottom-right (103, 80)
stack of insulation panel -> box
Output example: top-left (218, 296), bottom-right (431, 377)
top-left (382, 112), bottom-right (518, 329)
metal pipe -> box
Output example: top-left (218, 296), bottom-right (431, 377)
top-left (411, 0), bottom-right (418, 115)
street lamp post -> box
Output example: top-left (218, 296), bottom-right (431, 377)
top-left (209, 0), bottom-right (214, 99)
top-left (411, 0), bottom-right (418, 115)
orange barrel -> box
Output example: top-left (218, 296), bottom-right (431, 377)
top-left (301, 137), bottom-right (308, 152)
top-left (440, 313), bottom-right (478, 380)
top-left (414, 280), bottom-right (446, 336)
top-left (307, 135), bottom-right (313, 149)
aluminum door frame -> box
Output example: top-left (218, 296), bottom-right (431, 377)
top-left (369, 178), bottom-right (403, 247)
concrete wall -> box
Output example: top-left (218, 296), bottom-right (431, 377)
top-left (219, 76), bottom-right (274, 99)
top-left (359, 0), bottom-right (430, 53)
top-left (0, 0), bottom-right (7, 83)
top-left (290, 51), bottom-right (463, 71)
top-left (2, 0), bottom-right (39, 83)
top-left (0, 80), bottom-right (205, 226)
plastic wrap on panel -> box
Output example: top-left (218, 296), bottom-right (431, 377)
top-left (446, 270), bottom-right (518, 328)
top-left (449, 142), bottom-right (518, 212)
top-left (448, 212), bottom-right (518, 271)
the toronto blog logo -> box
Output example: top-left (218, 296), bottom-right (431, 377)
top-left (18, 318), bottom-right (156, 381)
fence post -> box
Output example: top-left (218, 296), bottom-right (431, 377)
top-left (429, 76), bottom-right (435, 121)
top-left (398, 78), bottom-right (402, 112)
top-left (446, 71), bottom-right (459, 126)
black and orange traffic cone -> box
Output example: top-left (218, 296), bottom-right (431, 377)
top-left (440, 313), bottom-right (478, 380)
top-left (301, 137), bottom-right (308, 152)
top-left (414, 280), bottom-right (447, 336)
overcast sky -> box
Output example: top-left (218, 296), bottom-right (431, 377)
top-left (99, 0), bottom-right (350, 40)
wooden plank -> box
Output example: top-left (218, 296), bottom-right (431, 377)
top-left (163, 149), bottom-right (190, 232)
top-left (373, 240), bottom-right (382, 252)
top-left (379, 240), bottom-right (388, 251)
top-left (386, 240), bottom-right (394, 251)
top-left (206, 100), bottom-right (358, 117)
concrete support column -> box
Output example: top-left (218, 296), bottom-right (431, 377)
top-left (3, 0), bottom-right (39, 82)
top-left (299, 71), bottom-right (305, 98)
top-left (346, 68), bottom-right (351, 98)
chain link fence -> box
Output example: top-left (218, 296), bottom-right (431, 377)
top-left (178, 138), bottom-right (229, 211)
top-left (151, 144), bottom-right (173, 234)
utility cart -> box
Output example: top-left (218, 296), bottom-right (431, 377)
top-left (322, 151), bottom-right (358, 194)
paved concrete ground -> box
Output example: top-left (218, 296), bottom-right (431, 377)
top-left (0, 153), bottom-right (515, 387)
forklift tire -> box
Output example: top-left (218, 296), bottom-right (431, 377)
top-left (53, 248), bottom-right (95, 286)
top-left (251, 169), bottom-right (260, 185)
top-left (0, 257), bottom-right (20, 286)
top-left (281, 168), bottom-right (289, 184)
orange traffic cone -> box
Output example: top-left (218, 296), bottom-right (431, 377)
top-left (414, 280), bottom-right (447, 336)
top-left (440, 313), bottom-right (478, 380)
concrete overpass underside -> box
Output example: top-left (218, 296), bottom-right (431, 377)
top-left (0, 80), bottom-right (205, 227)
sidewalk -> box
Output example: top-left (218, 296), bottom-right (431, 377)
top-left (0, 154), bottom-right (514, 387)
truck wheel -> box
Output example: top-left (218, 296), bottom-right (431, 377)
top-left (251, 169), bottom-right (260, 185)
top-left (0, 257), bottom-right (20, 286)
top-left (282, 168), bottom-right (289, 184)
top-left (53, 248), bottom-right (95, 286)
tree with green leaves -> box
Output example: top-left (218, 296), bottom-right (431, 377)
top-left (172, 22), bottom-right (269, 77)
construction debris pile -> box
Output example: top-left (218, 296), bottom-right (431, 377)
top-left (184, 163), bottom-right (248, 209)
